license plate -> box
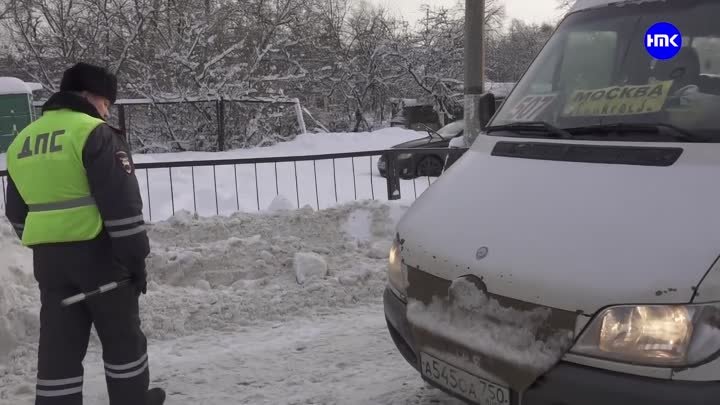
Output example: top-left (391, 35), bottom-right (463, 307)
top-left (420, 352), bottom-right (510, 405)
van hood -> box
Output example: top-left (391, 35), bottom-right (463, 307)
top-left (397, 136), bottom-right (720, 315)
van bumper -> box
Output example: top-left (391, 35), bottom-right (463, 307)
top-left (524, 362), bottom-right (720, 405)
top-left (383, 286), bottom-right (419, 371)
top-left (382, 286), bottom-right (720, 405)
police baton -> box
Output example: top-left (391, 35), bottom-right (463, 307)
top-left (61, 279), bottom-right (133, 307)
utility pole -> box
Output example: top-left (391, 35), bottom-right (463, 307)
top-left (464, 0), bottom-right (485, 146)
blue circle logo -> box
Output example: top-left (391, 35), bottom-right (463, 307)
top-left (645, 22), bottom-right (682, 60)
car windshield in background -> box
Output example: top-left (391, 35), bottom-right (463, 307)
top-left (489, 0), bottom-right (720, 142)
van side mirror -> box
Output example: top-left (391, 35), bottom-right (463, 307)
top-left (478, 92), bottom-right (497, 129)
top-left (462, 92), bottom-right (498, 147)
top-left (494, 97), bottom-right (505, 113)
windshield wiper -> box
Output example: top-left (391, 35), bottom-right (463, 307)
top-left (486, 121), bottom-right (574, 139)
top-left (565, 123), bottom-right (709, 143)
top-left (419, 123), bottom-right (448, 141)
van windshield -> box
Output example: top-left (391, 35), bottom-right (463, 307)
top-left (489, 0), bottom-right (720, 142)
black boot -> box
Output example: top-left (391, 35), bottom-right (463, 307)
top-left (146, 387), bottom-right (166, 405)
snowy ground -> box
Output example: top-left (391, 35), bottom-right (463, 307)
top-left (0, 128), bottom-right (460, 404)
top-left (0, 200), bottom-right (461, 405)
top-left (1, 128), bottom-right (441, 222)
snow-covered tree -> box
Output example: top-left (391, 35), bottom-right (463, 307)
top-left (268, 0), bottom-right (408, 132)
top-left (556, 0), bottom-right (575, 11)
top-left (486, 19), bottom-right (554, 82)
top-left (390, 0), bottom-right (505, 122)
top-left (3, 0), bottom-right (149, 94)
top-left (0, 0), bottom-right (555, 151)
top-left (0, 1), bottom-right (9, 20)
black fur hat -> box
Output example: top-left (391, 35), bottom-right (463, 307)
top-left (59, 62), bottom-right (117, 103)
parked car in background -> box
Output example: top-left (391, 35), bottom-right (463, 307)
top-left (378, 120), bottom-right (464, 179)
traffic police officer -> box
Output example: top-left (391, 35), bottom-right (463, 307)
top-left (4, 63), bottom-right (164, 404)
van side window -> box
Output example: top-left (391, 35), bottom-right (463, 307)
top-left (692, 37), bottom-right (720, 76)
top-left (691, 37), bottom-right (720, 95)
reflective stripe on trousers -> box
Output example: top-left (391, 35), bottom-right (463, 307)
top-left (36, 376), bottom-right (83, 398)
top-left (105, 353), bottom-right (149, 379)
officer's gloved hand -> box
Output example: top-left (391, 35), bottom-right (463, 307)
top-left (118, 257), bottom-right (147, 296)
top-left (131, 260), bottom-right (148, 295)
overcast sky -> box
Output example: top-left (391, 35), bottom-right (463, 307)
top-left (370, 0), bottom-right (565, 27)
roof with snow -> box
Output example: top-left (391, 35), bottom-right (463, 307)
top-left (402, 99), bottom-right (421, 107)
top-left (0, 77), bottom-right (41, 95)
top-left (485, 82), bottom-right (516, 97)
top-left (570, 0), bottom-right (667, 13)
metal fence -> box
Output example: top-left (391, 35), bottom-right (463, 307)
top-left (0, 148), bottom-right (468, 222)
top-left (32, 97), bottom-right (307, 153)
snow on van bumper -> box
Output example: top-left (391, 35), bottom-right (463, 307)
top-left (383, 286), bottom-right (720, 405)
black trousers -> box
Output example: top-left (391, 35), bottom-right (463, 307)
top-left (32, 234), bottom-right (149, 405)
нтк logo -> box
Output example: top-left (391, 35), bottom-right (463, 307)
top-left (645, 22), bottom-right (682, 60)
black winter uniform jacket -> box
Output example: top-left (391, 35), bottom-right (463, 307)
top-left (4, 92), bottom-right (150, 282)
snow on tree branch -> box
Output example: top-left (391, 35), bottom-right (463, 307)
top-left (1, 0), bottom-right (556, 149)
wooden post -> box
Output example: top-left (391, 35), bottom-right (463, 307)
top-left (217, 98), bottom-right (225, 151)
top-left (118, 104), bottom-right (129, 149)
top-left (294, 99), bottom-right (307, 134)
top-left (386, 151), bottom-right (401, 201)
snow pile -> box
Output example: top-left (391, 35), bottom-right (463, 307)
top-left (343, 205), bottom-right (406, 243)
top-left (0, 221), bottom-right (40, 403)
top-left (126, 201), bottom-right (407, 339)
top-left (294, 252), bottom-right (328, 284)
top-left (368, 241), bottom-right (392, 259)
top-left (0, 221), bottom-right (38, 362)
top-left (0, 200), bottom-right (410, 400)
top-left (407, 278), bottom-right (574, 389)
top-left (342, 208), bottom-right (373, 242)
top-left (268, 195), bottom-right (295, 212)
top-left (133, 200), bottom-right (408, 339)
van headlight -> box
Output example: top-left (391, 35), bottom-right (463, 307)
top-left (387, 239), bottom-right (408, 300)
top-left (572, 304), bottom-right (720, 367)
